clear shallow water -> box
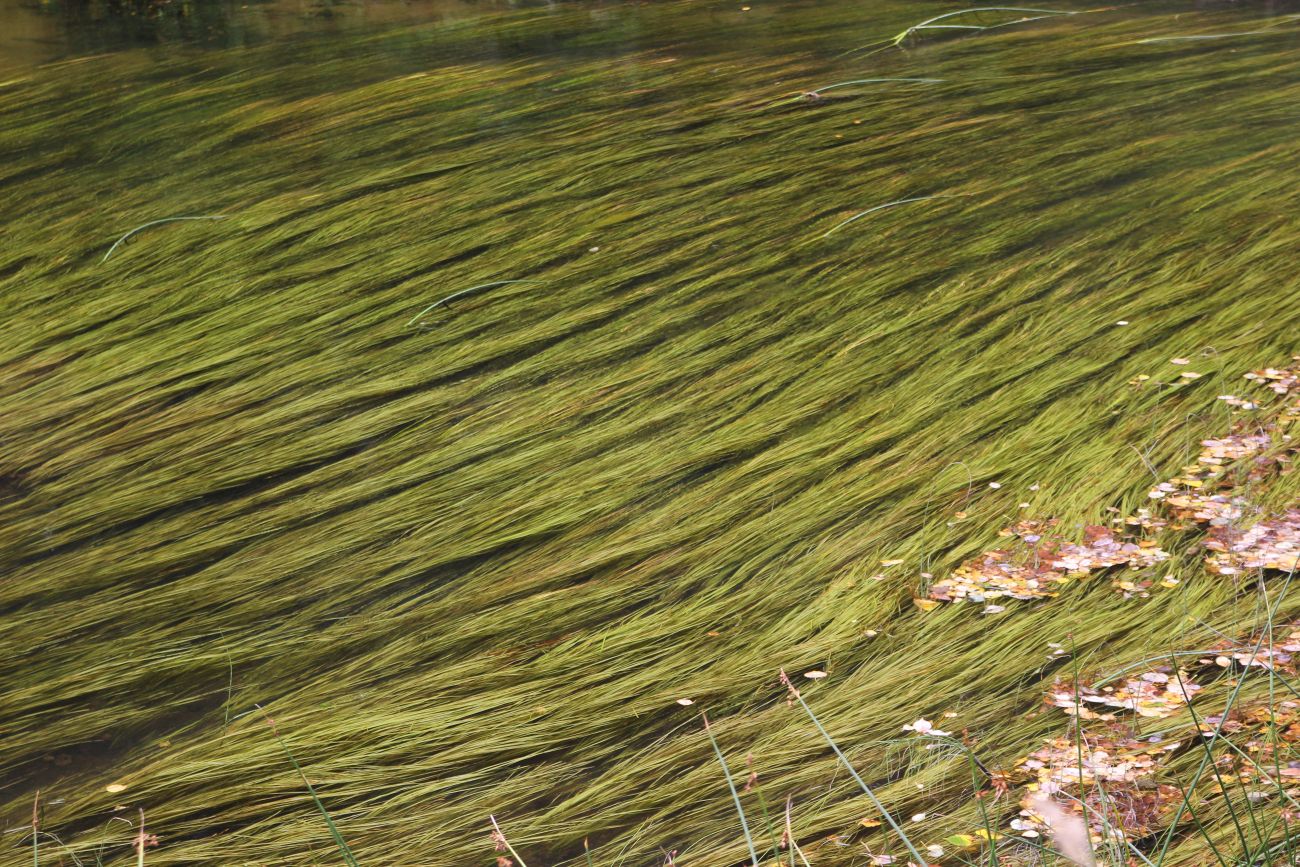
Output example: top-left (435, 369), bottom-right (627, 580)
top-left (2, 1), bottom-right (1300, 864)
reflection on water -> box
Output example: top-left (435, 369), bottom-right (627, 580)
top-left (0, 0), bottom-right (536, 69)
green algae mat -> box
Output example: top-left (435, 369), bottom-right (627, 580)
top-left (2, 1), bottom-right (1300, 864)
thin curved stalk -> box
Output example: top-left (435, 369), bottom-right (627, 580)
top-left (780, 670), bottom-right (928, 866)
top-left (783, 797), bottom-right (812, 867)
top-left (1136, 30), bottom-right (1275, 43)
top-left (102, 215), bottom-right (226, 262)
top-left (489, 815), bottom-right (529, 867)
top-left (259, 707), bottom-right (360, 867)
top-left (135, 810), bottom-right (145, 867)
top-left (406, 280), bottom-right (544, 326)
top-left (893, 7), bottom-right (1077, 45)
top-left (806, 77), bottom-right (945, 97)
top-left (821, 194), bottom-right (968, 238)
top-left (1153, 571), bottom-right (1295, 865)
top-left (702, 712), bottom-right (761, 867)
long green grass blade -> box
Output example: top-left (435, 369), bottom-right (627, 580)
top-left (781, 673), bottom-right (928, 866)
top-left (259, 709), bottom-right (360, 867)
top-left (702, 713), bottom-right (760, 867)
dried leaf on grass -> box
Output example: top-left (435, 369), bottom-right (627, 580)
top-left (1196, 699), bottom-right (1300, 791)
top-left (927, 522), bottom-right (1169, 603)
top-left (1244, 359), bottom-right (1300, 396)
top-left (1046, 667), bottom-right (1201, 720)
top-left (1015, 725), bottom-right (1182, 841)
top-left (928, 357), bottom-right (1299, 609)
top-left (1199, 624), bottom-right (1300, 672)
top-left (1205, 509), bottom-right (1300, 575)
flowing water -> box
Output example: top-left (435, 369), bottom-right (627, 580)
top-left (2, 0), bottom-right (1300, 864)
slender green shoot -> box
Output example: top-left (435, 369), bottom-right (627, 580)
top-left (102, 215), bottom-right (227, 263)
top-left (783, 797), bottom-right (812, 867)
top-left (701, 712), bottom-right (760, 867)
top-left (742, 754), bottom-right (784, 859)
top-left (135, 810), bottom-right (145, 867)
top-left (780, 670), bottom-right (929, 866)
top-left (1153, 572), bottom-right (1295, 865)
top-left (406, 280), bottom-right (545, 326)
top-left (32, 790), bottom-right (39, 867)
top-left (821, 194), bottom-right (969, 238)
top-left (258, 707), bottom-right (360, 867)
top-left (220, 633), bottom-right (234, 729)
top-left (1135, 31), bottom-right (1276, 44)
top-left (489, 815), bottom-right (528, 867)
top-left (807, 77), bottom-right (944, 96)
top-left (891, 7), bottom-right (1078, 46)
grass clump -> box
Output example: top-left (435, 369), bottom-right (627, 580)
top-left (1, 0), bottom-right (1299, 864)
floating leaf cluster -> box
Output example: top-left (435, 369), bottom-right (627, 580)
top-left (1244, 361), bottom-right (1300, 397)
top-left (1212, 702), bottom-right (1300, 788)
top-left (1205, 509), bottom-right (1300, 575)
top-left (926, 357), bottom-right (1299, 607)
top-left (1200, 626), bottom-right (1300, 672)
top-left (1013, 725), bottom-right (1183, 841)
top-left (1045, 667), bottom-right (1201, 721)
top-left (927, 521), bottom-right (1168, 603)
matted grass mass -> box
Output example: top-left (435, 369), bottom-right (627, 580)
top-left (1, 0), bottom-right (1299, 864)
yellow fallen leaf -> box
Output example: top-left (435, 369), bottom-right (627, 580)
top-left (946, 833), bottom-right (980, 850)
top-left (881, 558), bottom-right (905, 567)
top-left (913, 598), bottom-right (940, 612)
top-left (860, 818), bottom-right (882, 828)
top-left (105, 783), bottom-right (127, 793)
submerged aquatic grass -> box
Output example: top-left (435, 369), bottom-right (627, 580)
top-left (1, 0), bottom-right (1299, 864)
top-left (100, 215), bottom-right (228, 263)
top-left (819, 194), bottom-right (969, 238)
top-left (406, 280), bottom-right (546, 327)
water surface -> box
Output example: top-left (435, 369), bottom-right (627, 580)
top-left (2, 0), bottom-right (1299, 864)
